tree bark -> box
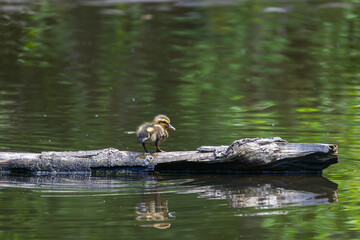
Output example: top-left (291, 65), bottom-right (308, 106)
top-left (0, 137), bottom-right (338, 174)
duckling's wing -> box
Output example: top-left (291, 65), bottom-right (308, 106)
top-left (137, 137), bottom-right (149, 143)
top-left (137, 123), bottom-right (154, 143)
top-left (137, 130), bottom-right (150, 143)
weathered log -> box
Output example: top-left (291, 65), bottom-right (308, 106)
top-left (0, 137), bottom-right (338, 174)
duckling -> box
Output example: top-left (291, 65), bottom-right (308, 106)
top-left (136, 115), bottom-right (176, 153)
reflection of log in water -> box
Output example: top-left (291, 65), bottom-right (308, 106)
top-left (0, 173), bottom-right (338, 215)
top-left (186, 175), bottom-right (338, 210)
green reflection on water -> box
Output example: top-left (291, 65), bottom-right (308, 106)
top-left (0, 0), bottom-right (360, 239)
top-left (0, 1), bottom-right (359, 152)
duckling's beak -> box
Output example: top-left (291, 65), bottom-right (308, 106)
top-left (167, 123), bottom-right (176, 131)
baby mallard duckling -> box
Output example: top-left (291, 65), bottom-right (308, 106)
top-left (136, 115), bottom-right (176, 153)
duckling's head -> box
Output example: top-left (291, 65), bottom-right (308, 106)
top-left (154, 115), bottom-right (176, 131)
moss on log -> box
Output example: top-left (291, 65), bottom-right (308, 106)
top-left (0, 137), bottom-right (338, 174)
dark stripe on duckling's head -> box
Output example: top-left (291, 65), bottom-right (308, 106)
top-left (154, 114), bottom-right (175, 131)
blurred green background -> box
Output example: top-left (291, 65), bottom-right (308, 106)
top-left (0, 0), bottom-right (360, 239)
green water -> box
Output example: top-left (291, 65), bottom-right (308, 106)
top-left (0, 0), bottom-right (360, 239)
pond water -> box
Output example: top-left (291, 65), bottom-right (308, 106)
top-left (0, 0), bottom-right (360, 239)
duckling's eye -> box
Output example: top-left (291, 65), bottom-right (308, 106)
top-left (160, 121), bottom-right (168, 124)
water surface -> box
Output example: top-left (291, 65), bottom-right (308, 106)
top-left (0, 0), bottom-right (360, 239)
top-left (0, 173), bottom-right (340, 239)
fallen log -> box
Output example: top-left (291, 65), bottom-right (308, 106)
top-left (0, 137), bottom-right (338, 174)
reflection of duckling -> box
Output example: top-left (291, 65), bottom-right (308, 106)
top-left (136, 195), bottom-right (174, 222)
top-left (136, 115), bottom-right (176, 153)
top-left (139, 223), bottom-right (171, 230)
